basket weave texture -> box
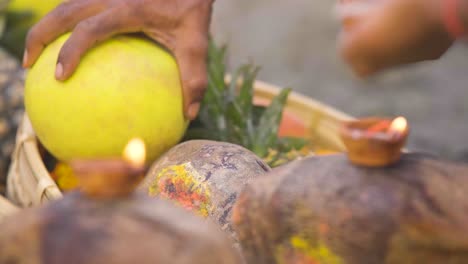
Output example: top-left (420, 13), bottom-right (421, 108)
top-left (6, 80), bottom-right (352, 208)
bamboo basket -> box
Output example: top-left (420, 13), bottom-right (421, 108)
top-left (6, 80), bottom-right (354, 208)
top-left (0, 195), bottom-right (18, 221)
top-left (6, 114), bottom-right (63, 207)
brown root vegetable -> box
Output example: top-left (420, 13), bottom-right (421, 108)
top-left (0, 192), bottom-right (242, 264)
top-left (233, 153), bottom-right (468, 264)
top-left (138, 140), bottom-right (271, 241)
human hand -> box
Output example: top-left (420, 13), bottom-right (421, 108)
top-left (338, 0), bottom-right (454, 77)
top-left (23, 0), bottom-right (214, 120)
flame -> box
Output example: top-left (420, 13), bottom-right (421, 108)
top-left (389, 117), bottom-right (407, 133)
top-left (123, 138), bottom-right (146, 167)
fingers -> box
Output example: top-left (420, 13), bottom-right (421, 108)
top-left (339, 0), bottom-right (450, 77)
top-left (339, 23), bottom-right (382, 77)
top-left (56, 7), bottom-right (140, 80)
top-left (175, 37), bottom-right (209, 120)
top-left (338, 4), bottom-right (398, 77)
top-left (24, 0), bottom-right (108, 68)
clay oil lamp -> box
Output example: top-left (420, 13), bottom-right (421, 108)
top-left (340, 116), bottom-right (409, 167)
top-left (69, 138), bottom-right (148, 199)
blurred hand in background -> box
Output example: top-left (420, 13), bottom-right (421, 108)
top-left (338, 0), bottom-right (455, 77)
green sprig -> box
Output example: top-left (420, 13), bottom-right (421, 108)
top-left (184, 39), bottom-right (307, 167)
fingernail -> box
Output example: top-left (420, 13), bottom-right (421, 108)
top-left (22, 50), bottom-right (28, 67)
top-left (187, 103), bottom-right (201, 120)
top-left (55, 63), bottom-right (63, 80)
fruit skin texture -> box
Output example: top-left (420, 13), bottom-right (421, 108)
top-left (25, 33), bottom-right (188, 163)
top-left (7, 0), bottom-right (63, 23)
top-left (139, 140), bottom-right (271, 243)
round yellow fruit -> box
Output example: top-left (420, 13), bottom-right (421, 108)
top-left (8, 0), bottom-right (63, 23)
top-left (25, 33), bottom-right (188, 163)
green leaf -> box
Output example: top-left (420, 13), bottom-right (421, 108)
top-left (252, 105), bottom-right (266, 125)
top-left (238, 65), bottom-right (259, 116)
top-left (226, 101), bottom-right (249, 146)
top-left (227, 67), bottom-right (242, 102)
top-left (278, 137), bottom-right (308, 152)
top-left (0, 11), bottom-right (37, 59)
top-left (185, 39), bottom-right (308, 167)
top-left (5, 10), bottom-right (35, 25)
top-left (237, 65), bottom-right (259, 143)
top-left (183, 128), bottom-right (219, 141)
top-left (207, 38), bottom-right (227, 92)
top-left (255, 88), bottom-right (291, 157)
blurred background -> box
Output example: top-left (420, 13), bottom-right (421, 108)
top-left (211, 0), bottom-right (468, 162)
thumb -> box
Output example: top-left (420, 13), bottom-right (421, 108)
top-left (175, 40), bottom-right (208, 120)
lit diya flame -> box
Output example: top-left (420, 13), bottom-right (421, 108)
top-left (363, 116), bottom-right (408, 139)
top-left (123, 138), bottom-right (146, 167)
top-left (70, 137), bottom-right (148, 199)
top-left (388, 116), bottom-right (408, 135)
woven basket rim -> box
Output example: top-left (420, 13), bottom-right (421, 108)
top-left (6, 79), bottom-right (354, 207)
top-left (6, 114), bottom-right (62, 207)
top-left (0, 194), bottom-right (18, 221)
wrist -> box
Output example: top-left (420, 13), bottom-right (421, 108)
top-left (442, 0), bottom-right (467, 39)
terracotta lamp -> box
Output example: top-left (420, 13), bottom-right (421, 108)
top-left (69, 138), bottom-right (148, 199)
top-left (340, 116), bottom-right (409, 167)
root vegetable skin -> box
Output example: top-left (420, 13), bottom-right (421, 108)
top-left (139, 140), bottom-right (271, 242)
top-left (233, 153), bottom-right (468, 264)
top-left (0, 193), bottom-right (242, 264)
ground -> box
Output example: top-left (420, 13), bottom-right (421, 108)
top-left (211, 0), bottom-right (468, 162)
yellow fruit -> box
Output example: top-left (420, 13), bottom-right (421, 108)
top-left (25, 33), bottom-right (188, 163)
top-left (8, 0), bottom-right (63, 23)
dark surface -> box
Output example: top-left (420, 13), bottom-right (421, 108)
top-left (212, 0), bottom-right (468, 162)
